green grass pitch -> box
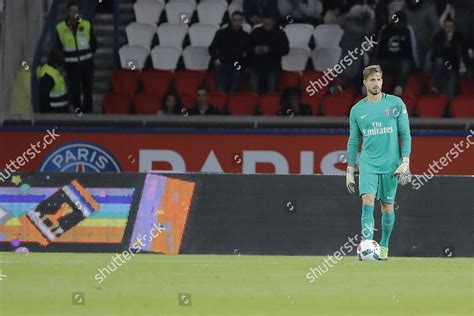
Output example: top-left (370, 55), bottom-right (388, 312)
top-left (0, 252), bottom-right (472, 315)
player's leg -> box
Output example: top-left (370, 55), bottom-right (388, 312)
top-left (378, 173), bottom-right (399, 260)
top-left (359, 173), bottom-right (378, 240)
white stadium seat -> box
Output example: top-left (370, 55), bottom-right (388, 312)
top-left (126, 22), bottom-right (156, 48)
top-left (196, 1), bottom-right (227, 26)
top-left (182, 46), bottom-right (211, 70)
top-left (189, 23), bottom-right (218, 47)
top-left (311, 47), bottom-right (342, 71)
top-left (157, 23), bottom-right (188, 48)
top-left (282, 47), bottom-right (310, 72)
top-left (133, 1), bottom-right (164, 25)
top-left (313, 24), bottom-right (343, 48)
top-left (151, 46), bottom-right (182, 70)
top-left (136, 0), bottom-right (165, 5)
top-left (201, 0), bottom-right (228, 4)
top-left (168, 0), bottom-right (196, 4)
top-left (119, 45), bottom-right (150, 70)
top-left (284, 23), bottom-right (314, 50)
top-left (165, 2), bottom-right (196, 24)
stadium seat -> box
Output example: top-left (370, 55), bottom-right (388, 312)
top-left (282, 47), bottom-right (310, 72)
top-left (208, 91), bottom-right (228, 113)
top-left (311, 47), bottom-right (342, 72)
top-left (416, 95), bottom-right (447, 118)
top-left (165, 2), bottom-right (195, 24)
top-left (169, 0), bottom-right (196, 4)
top-left (301, 70), bottom-right (328, 97)
top-left (400, 94), bottom-right (416, 116)
top-left (119, 45), bottom-right (150, 70)
top-left (279, 71), bottom-right (301, 91)
top-left (157, 23), bottom-right (188, 48)
top-left (189, 23), bottom-right (218, 47)
top-left (196, 2), bottom-right (227, 26)
top-left (133, 1), bottom-right (164, 25)
top-left (150, 46), bottom-right (182, 70)
top-left (459, 75), bottom-right (474, 95)
top-left (313, 24), bottom-right (343, 48)
top-left (180, 94), bottom-right (196, 109)
top-left (403, 72), bottom-right (425, 97)
top-left (259, 93), bottom-right (281, 116)
top-left (134, 93), bottom-right (161, 114)
top-left (111, 69), bottom-right (142, 96)
top-left (126, 22), bottom-right (156, 48)
top-left (321, 93), bottom-right (353, 116)
top-left (183, 46), bottom-right (211, 70)
top-left (201, 0), bottom-right (228, 4)
top-left (228, 92), bottom-right (259, 115)
top-left (302, 94), bottom-right (323, 115)
top-left (284, 23), bottom-right (314, 50)
top-left (174, 69), bottom-right (206, 97)
top-left (137, 0), bottom-right (165, 4)
top-left (204, 71), bottom-right (217, 91)
top-left (227, 1), bottom-right (243, 17)
top-left (142, 69), bottom-right (173, 96)
top-left (104, 92), bottom-right (133, 114)
top-left (450, 95), bottom-right (474, 118)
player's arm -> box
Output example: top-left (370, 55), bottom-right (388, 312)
top-left (393, 99), bottom-right (412, 185)
top-left (346, 108), bottom-right (360, 193)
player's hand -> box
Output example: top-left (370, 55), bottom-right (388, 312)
top-left (393, 157), bottom-right (411, 185)
top-left (346, 166), bottom-right (356, 194)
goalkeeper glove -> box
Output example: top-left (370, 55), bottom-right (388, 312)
top-left (346, 166), bottom-right (356, 194)
top-left (393, 157), bottom-right (411, 185)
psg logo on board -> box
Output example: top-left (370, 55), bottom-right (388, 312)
top-left (39, 142), bottom-right (122, 172)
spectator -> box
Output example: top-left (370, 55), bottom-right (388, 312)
top-left (430, 17), bottom-right (471, 100)
top-left (403, 0), bottom-right (439, 70)
top-left (188, 88), bottom-right (221, 115)
top-left (243, 0), bottom-right (279, 26)
top-left (56, 0), bottom-right (97, 113)
top-left (157, 93), bottom-right (181, 115)
top-left (249, 13), bottom-right (290, 94)
top-left (277, 87), bottom-right (312, 116)
top-left (337, 4), bottom-right (376, 93)
top-left (209, 11), bottom-right (251, 94)
top-left (278, 0), bottom-right (322, 25)
top-left (374, 11), bottom-right (418, 95)
top-left (38, 50), bottom-right (69, 113)
top-left (323, 2), bottom-right (343, 24)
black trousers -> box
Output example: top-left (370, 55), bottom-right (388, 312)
top-left (65, 60), bottom-right (94, 113)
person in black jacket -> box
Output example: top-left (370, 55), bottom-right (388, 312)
top-left (188, 88), bottom-right (221, 115)
top-left (374, 10), bottom-right (418, 95)
top-left (249, 13), bottom-right (290, 94)
top-left (431, 17), bottom-right (471, 100)
top-left (209, 11), bottom-right (251, 94)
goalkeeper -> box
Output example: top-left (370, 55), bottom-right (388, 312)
top-left (346, 65), bottom-right (412, 260)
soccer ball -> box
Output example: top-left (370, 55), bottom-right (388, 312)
top-left (357, 240), bottom-right (381, 261)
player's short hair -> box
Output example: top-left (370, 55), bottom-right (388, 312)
top-left (363, 65), bottom-right (383, 80)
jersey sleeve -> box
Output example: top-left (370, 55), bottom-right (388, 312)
top-left (397, 98), bottom-right (412, 158)
top-left (347, 108), bottom-right (360, 165)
